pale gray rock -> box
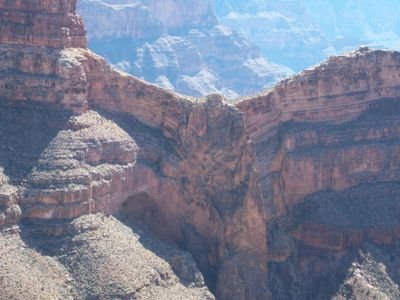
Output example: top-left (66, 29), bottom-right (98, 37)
top-left (77, 0), bottom-right (293, 99)
top-left (216, 0), bottom-right (400, 71)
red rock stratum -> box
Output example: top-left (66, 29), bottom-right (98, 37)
top-left (237, 47), bottom-right (400, 298)
top-left (2, 1), bottom-right (400, 299)
top-left (0, 1), bottom-right (267, 299)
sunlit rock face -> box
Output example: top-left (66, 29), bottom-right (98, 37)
top-left (0, 1), bottom-right (269, 299)
top-left (3, 0), bottom-right (400, 299)
top-left (77, 0), bottom-right (293, 99)
top-left (0, 0), bottom-right (86, 48)
top-left (237, 47), bottom-right (400, 299)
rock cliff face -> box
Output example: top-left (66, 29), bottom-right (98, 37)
top-left (0, 0), bottom-right (86, 48)
top-left (237, 48), bottom-right (400, 216)
top-left (3, 1), bottom-right (400, 299)
top-left (237, 47), bottom-right (400, 299)
top-left (77, 0), bottom-right (292, 99)
top-left (0, 1), bottom-right (268, 299)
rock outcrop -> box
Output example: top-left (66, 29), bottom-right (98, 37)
top-left (1, 214), bottom-right (214, 300)
top-left (237, 48), bottom-right (400, 217)
top-left (0, 0), bottom-right (86, 48)
top-left (0, 1), bottom-right (268, 299)
top-left (77, 0), bottom-right (292, 99)
top-left (237, 47), bottom-right (400, 299)
top-left (3, 0), bottom-right (400, 299)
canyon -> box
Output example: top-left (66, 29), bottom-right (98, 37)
top-left (1, 1), bottom-right (400, 300)
top-left (0, 1), bottom-right (267, 299)
top-left (216, 0), bottom-right (400, 72)
top-left (237, 47), bottom-right (400, 299)
top-left (77, 0), bottom-right (292, 99)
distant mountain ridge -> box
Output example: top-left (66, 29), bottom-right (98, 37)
top-left (78, 0), bottom-right (293, 99)
top-left (216, 0), bottom-right (400, 71)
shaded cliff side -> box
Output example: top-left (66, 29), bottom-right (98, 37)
top-left (2, 1), bottom-right (400, 299)
top-left (0, 1), bottom-right (268, 299)
top-left (237, 47), bottom-right (400, 299)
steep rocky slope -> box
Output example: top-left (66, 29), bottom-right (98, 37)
top-left (237, 47), bottom-right (400, 299)
top-left (3, 1), bottom-right (400, 300)
top-left (0, 1), bottom-right (268, 299)
top-left (77, 0), bottom-right (292, 99)
top-left (2, 214), bottom-right (214, 300)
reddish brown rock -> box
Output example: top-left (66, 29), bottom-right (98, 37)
top-left (0, 1), bottom-right (269, 299)
top-left (236, 48), bottom-right (400, 299)
top-left (238, 48), bottom-right (400, 140)
top-left (237, 48), bottom-right (400, 218)
top-left (291, 222), bottom-right (380, 252)
top-left (0, 0), bottom-right (88, 112)
top-left (0, 0), bottom-right (86, 48)
top-left (3, 0), bottom-right (400, 298)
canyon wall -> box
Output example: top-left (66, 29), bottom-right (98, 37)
top-left (0, 0), bottom-right (86, 48)
top-left (145, 0), bottom-right (217, 30)
top-left (237, 47), bottom-right (400, 217)
top-left (237, 47), bottom-right (400, 299)
top-left (0, 1), bottom-right (268, 299)
top-left (2, 0), bottom-right (400, 299)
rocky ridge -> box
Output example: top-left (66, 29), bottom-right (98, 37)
top-left (238, 47), bottom-right (400, 216)
top-left (237, 47), bottom-right (400, 299)
top-left (1, 214), bottom-right (214, 300)
top-left (77, 0), bottom-right (292, 99)
top-left (2, 1), bottom-right (400, 300)
top-left (0, 1), bottom-right (268, 299)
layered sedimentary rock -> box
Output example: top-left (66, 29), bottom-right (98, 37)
top-left (0, 169), bottom-right (20, 227)
top-left (0, 0), bottom-right (86, 48)
top-left (0, 1), bottom-right (268, 299)
top-left (3, 0), bottom-right (400, 299)
top-left (238, 47), bottom-right (400, 217)
top-left (237, 47), bottom-right (400, 299)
